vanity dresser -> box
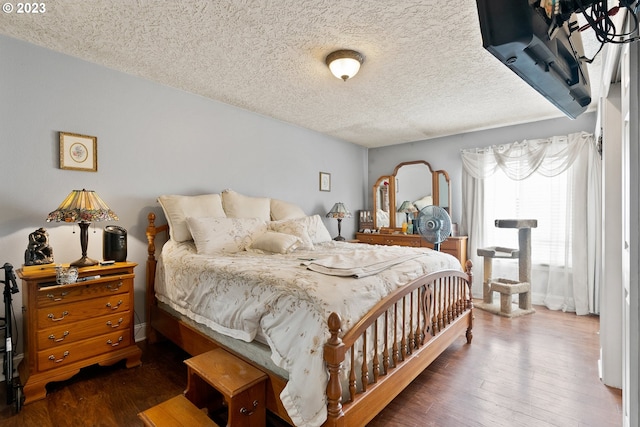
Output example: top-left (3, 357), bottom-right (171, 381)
top-left (356, 160), bottom-right (468, 267)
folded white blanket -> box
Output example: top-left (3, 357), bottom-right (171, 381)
top-left (304, 251), bottom-right (425, 278)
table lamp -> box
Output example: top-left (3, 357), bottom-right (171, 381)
top-left (46, 189), bottom-right (119, 267)
top-left (326, 202), bottom-right (351, 241)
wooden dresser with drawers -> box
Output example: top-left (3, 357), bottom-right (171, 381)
top-left (17, 262), bottom-right (142, 404)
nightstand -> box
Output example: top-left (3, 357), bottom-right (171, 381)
top-left (17, 262), bottom-right (142, 404)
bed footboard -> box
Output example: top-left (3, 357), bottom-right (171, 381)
top-left (323, 262), bottom-right (473, 427)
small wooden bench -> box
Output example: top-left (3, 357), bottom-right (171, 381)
top-left (184, 348), bottom-right (268, 427)
top-left (138, 394), bottom-right (219, 427)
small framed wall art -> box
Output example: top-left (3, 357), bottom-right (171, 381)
top-left (319, 172), bottom-right (331, 192)
top-left (59, 132), bottom-right (97, 172)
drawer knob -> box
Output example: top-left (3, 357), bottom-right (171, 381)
top-left (107, 336), bottom-right (123, 347)
top-left (47, 311), bottom-right (69, 322)
top-left (105, 300), bottom-right (123, 310)
top-left (48, 351), bottom-right (69, 363)
top-left (106, 281), bottom-right (123, 292)
top-left (48, 331), bottom-right (69, 342)
top-left (106, 318), bottom-right (124, 328)
top-left (47, 291), bottom-right (69, 302)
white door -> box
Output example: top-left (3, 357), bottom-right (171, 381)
top-left (620, 39), bottom-right (640, 427)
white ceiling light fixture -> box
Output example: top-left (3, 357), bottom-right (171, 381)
top-left (325, 49), bottom-right (364, 81)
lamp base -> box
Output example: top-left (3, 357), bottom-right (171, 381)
top-left (70, 256), bottom-right (99, 267)
top-left (333, 236), bottom-right (345, 241)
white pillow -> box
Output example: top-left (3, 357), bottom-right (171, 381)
top-left (250, 231), bottom-right (301, 254)
top-left (413, 195), bottom-right (433, 211)
top-left (304, 215), bottom-right (333, 244)
top-left (270, 199), bottom-right (306, 220)
top-left (221, 189), bottom-right (271, 221)
top-left (158, 194), bottom-right (226, 242)
top-left (186, 217), bottom-right (267, 255)
top-left (269, 218), bottom-right (315, 250)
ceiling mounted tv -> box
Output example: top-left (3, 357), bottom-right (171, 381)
top-left (476, 0), bottom-right (591, 119)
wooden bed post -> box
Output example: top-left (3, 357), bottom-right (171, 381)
top-left (146, 212), bottom-right (160, 343)
top-left (324, 312), bottom-right (346, 427)
top-left (465, 259), bottom-right (474, 344)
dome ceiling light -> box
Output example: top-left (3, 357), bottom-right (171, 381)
top-left (325, 49), bottom-right (364, 81)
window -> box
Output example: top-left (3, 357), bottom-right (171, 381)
top-left (483, 168), bottom-right (572, 268)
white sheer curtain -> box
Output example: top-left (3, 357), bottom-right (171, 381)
top-left (460, 131), bottom-right (601, 314)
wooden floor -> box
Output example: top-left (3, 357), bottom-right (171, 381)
top-left (0, 304), bottom-right (622, 427)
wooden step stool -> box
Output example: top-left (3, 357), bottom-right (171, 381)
top-left (138, 394), bottom-right (219, 427)
top-left (184, 348), bottom-right (268, 427)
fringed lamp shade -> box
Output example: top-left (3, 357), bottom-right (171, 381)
top-left (47, 189), bottom-right (118, 267)
top-left (326, 202), bottom-right (351, 241)
top-left (47, 189), bottom-right (118, 223)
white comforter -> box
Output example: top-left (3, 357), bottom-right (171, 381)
top-left (155, 240), bottom-right (461, 426)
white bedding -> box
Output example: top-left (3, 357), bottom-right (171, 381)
top-left (155, 239), bottom-right (461, 426)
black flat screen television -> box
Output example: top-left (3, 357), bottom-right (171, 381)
top-left (476, 0), bottom-right (591, 119)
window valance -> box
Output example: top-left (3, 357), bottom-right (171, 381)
top-left (461, 131), bottom-right (593, 180)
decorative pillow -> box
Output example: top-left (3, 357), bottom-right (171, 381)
top-left (221, 189), bottom-right (271, 221)
top-left (186, 217), bottom-right (267, 255)
top-left (413, 195), bottom-right (433, 211)
top-left (158, 194), bottom-right (226, 242)
top-left (304, 215), bottom-right (333, 244)
top-left (270, 199), bottom-right (306, 221)
top-left (269, 218), bottom-right (315, 250)
top-left (250, 231), bottom-right (301, 254)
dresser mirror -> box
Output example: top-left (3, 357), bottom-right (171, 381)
top-left (372, 176), bottom-right (391, 228)
top-left (372, 160), bottom-right (451, 230)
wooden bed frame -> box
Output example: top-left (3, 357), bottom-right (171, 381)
top-left (145, 212), bottom-right (473, 427)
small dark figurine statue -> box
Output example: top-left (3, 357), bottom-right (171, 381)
top-left (24, 227), bottom-right (54, 266)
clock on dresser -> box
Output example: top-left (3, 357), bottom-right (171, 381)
top-left (17, 262), bottom-right (142, 404)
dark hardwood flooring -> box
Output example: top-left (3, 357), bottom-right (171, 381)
top-left (0, 304), bottom-right (622, 427)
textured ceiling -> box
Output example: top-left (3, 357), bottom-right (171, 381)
top-left (0, 0), bottom-right (601, 148)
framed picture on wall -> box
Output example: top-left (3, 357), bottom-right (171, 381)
top-left (319, 172), bottom-right (331, 192)
top-left (59, 132), bottom-right (97, 172)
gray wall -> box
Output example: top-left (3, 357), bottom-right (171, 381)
top-left (0, 35), bottom-right (366, 350)
top-left (367, 112), bottom-right (597, 226)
